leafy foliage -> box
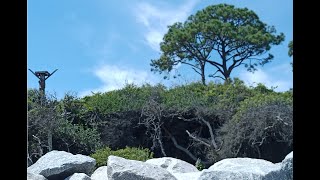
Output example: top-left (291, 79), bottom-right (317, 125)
top-left (82, 83), bottom-right (166, 114)
top-left (53, 119), bottom-right (102, 154)
top-left (28, 74), bottom-right (292, 166)
top-left (288, 40), bottom-right (293, 68)
top-left (195, 158), bottom-right (205, 171)
top-left (90, 146), bottom-right (154, 168)
top-left (27, 89), bottom-right (102, 165)
top-left (151, 4), bottom-right (285, 83)
top-left (288, 40), bottom-right (293, 57)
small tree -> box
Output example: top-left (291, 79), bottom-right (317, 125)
top-left (151, 4), bottom-right (284, 84)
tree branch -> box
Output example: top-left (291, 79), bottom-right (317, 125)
top-left (32, 135), bottom-right (44, 157)
top-left (200, 118), bottom-right (218, 149)
top-left (186, 130), bottom-right (211, 147)
top-left (163, 126), bottom-right (197, 161)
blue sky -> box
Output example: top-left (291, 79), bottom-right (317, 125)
top-left (27, 0), bottom-right (293, 98)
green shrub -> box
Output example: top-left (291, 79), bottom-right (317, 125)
top-left (90, 146), bottom-right (154, 168)
top-left (82, 83), bottom-right (166, 114)
top-left (195, 158), bottom-right (205, 171)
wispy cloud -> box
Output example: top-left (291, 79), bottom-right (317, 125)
top-left (134, 0), bottom-right (199, 52)
top-left (79, 64), bottom-right (159, 97)
top-left (238, 67), bottom-right (292, 92)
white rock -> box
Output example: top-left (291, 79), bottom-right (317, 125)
top-left (27, 150), bottom-right (96, 179)
top-left (65, 173), bottom-right (91, 180)
top-left (27, 172), bottom-right (47, 180)
top-left (107, 156), bottom-right (177, 180)
top-left (198, 157), bottom-right (279, 180)
top-left (172, 171), bottom-right (202, 180)
top-left (146, 157), bottom-right (199, 174)
top-left (91, 166), bottom-right (108, 180)
top-left (263, 151), bottom-right (293, 180)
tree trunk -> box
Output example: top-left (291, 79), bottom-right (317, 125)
top-left (223, 72), bottom-right (231, 84)
top-left (47, 130), bottom-right (53, 152)
top-left (158, 127), bottom-right (167, 156)
top-left (200, 63), bottom-right (206, 86)
top-left (201, 74), bottom-right (206, 86)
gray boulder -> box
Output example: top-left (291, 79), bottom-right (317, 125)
top-left (146, 157), bottom-right (199, 174)
top-left (27, 172), bottom-right (48, 180)
top-left (91, 166), bottom-right (108, 180)
top-left (65, 173), bottom-right (91, 180)
top-left (107, 156), bottom-right (177, 180)
top-left (281, 152), bottom-right (293, 179)
top-left (27, 150), bottom-right (96, 180)
top-left (263, 151), bottom-right (293, 180)
top-left (172, 171), bottom-right (202, 180)
top-left (199, 157), bottom-right (279, 180)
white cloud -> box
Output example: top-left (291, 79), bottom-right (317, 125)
top-left (145, 31), bottom-right (164, 51)
top-left (134, 0), bottom-right (199, 52)
top-left (238, 68), bottom-right (292, 92)
top-left (79, 64), bottom-right (159, 97)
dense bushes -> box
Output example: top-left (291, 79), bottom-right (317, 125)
top-left (217, 93), bottom-right (293, 162)
top-left (90, 146), bottom-right (154, 168)
top-left (97, 110), bottom-right (150, 149)
top-left (28, 78), bottom-right (293, 167)
top-left (82, 83), bottom-right (164, 114)
top-left (27, 90), bottom-right (102, 166)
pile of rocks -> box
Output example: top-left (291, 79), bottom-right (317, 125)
top-left (27, 150), bottom-right (293, 180)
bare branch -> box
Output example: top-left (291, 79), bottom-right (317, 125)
top-left (163, 126), bottom-right (198, 161)
top-left (186, 130), bottom-right (211, 147)
top-left (192, 67), bottom-right (201, 75)
top-left (276, 115), bottom-right (289, 126)
top-left (177, 116), bottom-right (198, 122)
top-left (32, 135), bottom-right (44, 157)
top-left (216, 140), bottom-right (224, 152)
top-left (200, 118), bottom-right (218, 149)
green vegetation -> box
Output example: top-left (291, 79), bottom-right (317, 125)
top-left (28, 78), bottom-right (292, 166)
top-left (288, 40), bottom-right (293, 57)
top-left (90, 146), bottom-right (154, 168)
top-left (195, 158), bottom-right (205, 171)
top-left (27, 90), bottom-right (102, 165)
top-left (288, 40), bottom-right (293, 68)
top-left (151, 4), bottom-right (284, 84)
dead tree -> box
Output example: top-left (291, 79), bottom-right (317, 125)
top-left (28, 69), bottom-right (58, 152)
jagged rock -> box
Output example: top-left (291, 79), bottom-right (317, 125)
top-left (107, 156), bottom-right (177, 180)
top-left (27, 172), bottom-right (48, 180)
top-left (263, 151), bottom-right (293, 180)
top-left (65, 173), bottom-right (91, 180)
top-left (27, 150), bottom-right (96, 180)
top-left (146, 157), bottom-right (199, 174)
top-left (26, 151), bottom-right (293, 180)
top-left (91, 166), bottom-right (108, 180)
top-left (198, 157), bottom-right (279, 180)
